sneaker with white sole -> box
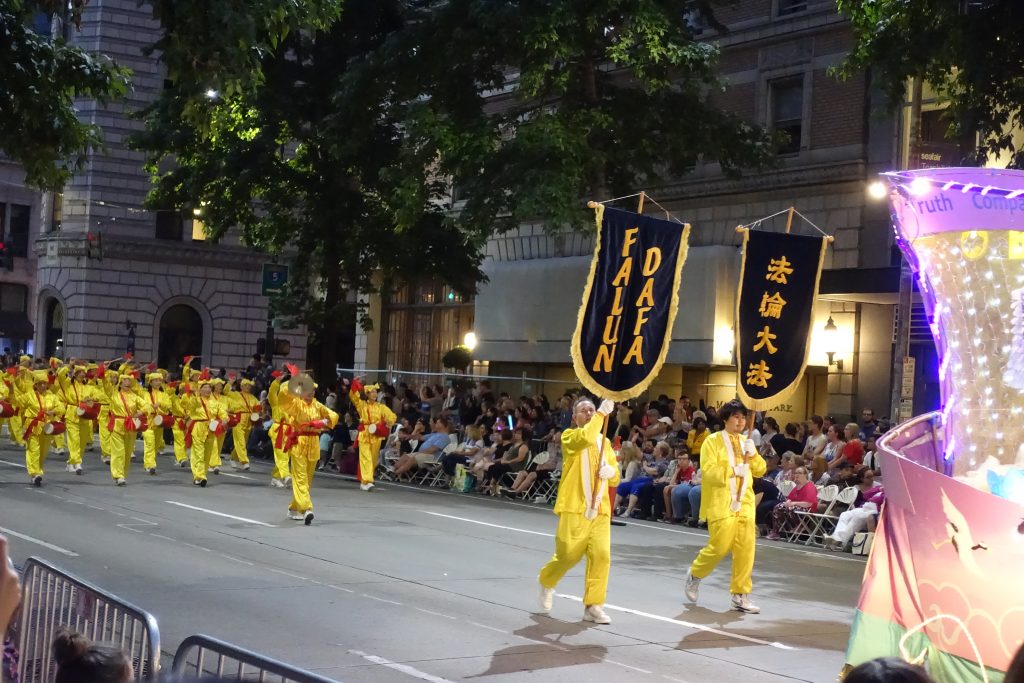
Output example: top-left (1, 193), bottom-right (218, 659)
top-left (115, 478), bottom-right (126, 486)
top-left (283, 476), bottom-right (292, 485)
top-left (102, 457), bottom-right (111, 464)
top-left (211, 467), bottom-right (220, 474)
top-left (538, 584), bottom-right (554, 613)
top-left (242, 463), bottom-right (250, 471)
top-left (289, 511), bottom-right (304, 520)
top-left (304, 511), bottom-right (314, 526)
top-left (65, 463), bottom-right (76, 473)
top-left (74, 464), bottom-right (82, 475)
top-left (731, 594), bottom-right (760, 614)
top-left (360, 482), bottom-right (375, 492)
top-left (147, 468), bottom-right (157, 475)
top-left (684, 570), bottom-right (701, 603)
top-left (230, 460), bottom-right (239, 470)
top-left (582, 605), bottom-right (611, 624)
top-left (270, 478), bottom-right (285, 488)
top-left (32, 475), bottom-right (42, 487)
top-left (177, 460), bottom-right (188, 468)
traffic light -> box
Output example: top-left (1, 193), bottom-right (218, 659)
top-left (86, 231), bottom-right (103, 260)
top-left (0, 242), bottom-right (11, 271)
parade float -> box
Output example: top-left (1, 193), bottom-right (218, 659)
top-left (845, 168), bottom-right (1024, 682)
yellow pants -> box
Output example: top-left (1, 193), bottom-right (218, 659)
top-left (357, 437), bottom-right (383, 484)
top-left (269, 424), bottom-right (291, 480)
top-left (98, 408), bottom-right (112, 456)
top-left (9, 414), bottom-right (25, 446)
top-left (231, 423), bottom-right (251, 464)
top-left (51, 432), bottom-right (66, 453)
top-left (108, 429), bottom-right (136, 480)
top-left (539, 512), bottom-right (612, 606)
top-left (689, 515), bottom-right (757, 595)
top-left (189, 424), bottom-right (217, 481)
top-left (172, 424), bottom-right (188, 463)
top-left (25, 434), bottom-right (51, 478)
top-left (85, 418), bottom-right (95, 447)
top-left (209, 432), bottom-right (225, 468)
top-left (65, 417), bottom-right (88, 465)
top-left (142, 428), bottom-right (162, 470)
top-left (289, 454), bottom-right (317, 513)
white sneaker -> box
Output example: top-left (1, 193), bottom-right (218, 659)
top-left (115, 478), bottom-right (126, 487)
top-left (74, 464), bottom-right (82, 475)
top-left (303, 511), bottom-right (314, 526)
top-left (283, 476), bottom-right (292, 485)
top-left (289, 511), bottom-right (304, 520)
top-left (66, 463), bottom-right (76, 473)
top-left (102, 457), bottom-right (111, 464)
top-left (270, 478), bottom-right (285, 488)
top-left (177, 460), bottom-right (188, 468)
top-left (211, 466), bottom-right (220, 474)
top-left (684, 570), bottom-right (701, 603)
top-left (229, 460), bottom-right (239, 470)
top-left (360, 482), bottom-right (374, 492)
top-left (582, 605), bottom-right (611, 624)
top-left (538, 584), bottom-right (554, 613)
top-left (242, 463), bottom-right (250, 471)
top-left (731, 594), bottom-right (760, 614)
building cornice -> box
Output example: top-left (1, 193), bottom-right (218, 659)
top-left (34, 233), bottom-right (269, 270)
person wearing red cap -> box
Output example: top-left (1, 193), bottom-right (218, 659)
top-left (349, 378), bottom-right (396, 492)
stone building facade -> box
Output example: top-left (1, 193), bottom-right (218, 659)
top-left (0, 1), bottom-right (304, 370)
top-left (359, 0), bottom-right (903, 425)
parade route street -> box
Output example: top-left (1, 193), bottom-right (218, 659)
top-left (1, 444), bottom-right (865, 682)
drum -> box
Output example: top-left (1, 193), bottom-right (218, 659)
top-left (43, 421), bottom-right (66, 435)
top-left (152, 414), bottom-right (172, 427)
top-left (249, 412), bottom-right (261, 422)
top-left (226, 413), bottom-right (241, 428)
top-left (132, 416), bottom-right (148, 431)
top-left (209, 419), bottom-right (225, 435)
top-left (77, 402), bottom-right (100, 420)
top-left (0, 401), bottom-right (15, 418)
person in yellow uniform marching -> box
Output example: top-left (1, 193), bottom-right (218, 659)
top-left (93, 360), bottom-right (116, 465)
top-left (182, 376), bottom-right (228, 487)
top-left (0, 373), bottom-right (18, 446)
top-left (537, 397), bottom-right (620, 624)
top-left (278, 367), bottom-right (338, 525)
top-left (13, 369), bottom-right (66, 486)
top-left (6, 355), bottom-right (31, 448)
top-left (206, 377), bottom-right (229, 474)
top-left (684, 399), bottom-right (766, 614)
top-left (267, 373), bottom-right (292, 488)
top-left (167, 379), bottom-right (190, 468)
top-left (101, 368), bottom-right (151, 486)
top-left (225, 377), bottom-right (259, 470)
top-left (142, 372), bottom-right (173, 475)
top-left (348, 378), bottom-right (396, 492)
top-left (55, 362), bottom-right (97, 474)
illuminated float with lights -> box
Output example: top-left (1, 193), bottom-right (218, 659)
top-left (844, 168), bottom-right (1024, 682)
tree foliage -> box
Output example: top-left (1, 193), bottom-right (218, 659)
top-left (837, 0), bottom-right (1024, 166)
top-left (0, 0), bottom-right (129, 189)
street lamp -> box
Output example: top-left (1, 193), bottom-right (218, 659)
top-left (823, 316), bottom-right (843, 370)
top-left (867, 181), bottom-right (887, 200)
top-left (463, 331), bottom-right (478, 351)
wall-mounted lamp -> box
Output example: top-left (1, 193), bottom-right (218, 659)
top-left (822, 316), bottom-right (843, 371)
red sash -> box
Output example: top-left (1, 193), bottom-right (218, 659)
top-left (106, 391), bottom-right (138, 432)
top-left (284, 420), bottom-right (327, 452)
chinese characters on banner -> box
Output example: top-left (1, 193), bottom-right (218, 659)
top-left (572, 205), bottom-right (691, 401)
top-left (735, 229), bottom-right (828, 410)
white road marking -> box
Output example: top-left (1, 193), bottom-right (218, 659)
top-left (349, 650), bottom-right (457, 683)
top-left (182, 542), bottom-right (212, 553)
top-left (556, 594), bottom-right (797, 650)
top-left (164, 500), bottom-right (277, 527)
top-left (0, 525), bottom-right (78, 557)
top-left (219, 472), bottom-right (253, 480)
top-left (469, 622), bottom-right (508, 634)
top-left (328, 584), bottom-right (354, 593)
top-left (268, 568), bottom-right (308, 580)
top-left (418, 511), bottom-right (554, 538)
top-left (85, 505), bottom-right (104, 511)
top-left (415, 607), bottom-right (456, 620)
top-left (597, 656), bottom-right (652, 674)
top-left (663, 676), bottom-right (690, 683)
top-left (362, 593), bottom-right (402, 606)
top-left (117, 525), bottom-right (144, 534)
top-left (220, 554), bottom-right (254, 566)
top-left (0, 459), bottom-right (24, 468)
top-left (150, 534), bottom-right (176, 543)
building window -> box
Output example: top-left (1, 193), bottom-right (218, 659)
top-left (382, 281), bottom-right (474, 374)
top-left (0, 284), bottom-right (28, 313)
top-left (155, 210), bottom-right (184, 240)
top-left (777, 0), bottom-right (807, 17)
top-left (50, 192), bottom-right (62, 233)
top-left (769, 76), bottom-right (804, 155)
top-left (191, 218), bottom-right (207, 242)
top-left (0, 203), bottom-right (31, 257)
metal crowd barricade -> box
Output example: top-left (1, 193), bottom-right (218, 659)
top-left (172, 634), bottom-right (340, 683)
top-left (14, 556), bottom-right (161, 682)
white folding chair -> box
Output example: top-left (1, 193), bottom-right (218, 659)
top-left (807, 485), bottom-right (859, 546)
top-left (777, 479), bottom-right (796, 498)
top-left (788, 485), bottom-right (838, 543)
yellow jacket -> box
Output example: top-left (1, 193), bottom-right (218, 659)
top-left (13, 388), bottom-right (65, 438)
top-left (698, 430), bottom-right (767, 523)
top-left (553, 413), bottom-right (620, 517)
top-left (225, 388), bottom-right (260, 425)
top-left (349, 388), bottom-right (396, 440)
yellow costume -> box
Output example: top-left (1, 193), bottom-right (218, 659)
top-left (101, 372), bottom-right (151, 483)
top-left (182, 382), bottom-right (228, 484)
top-left (278, 377), bottom-right (338, 522)
top-left (13, 369), bottom-right (66, 484)
top-left (225, 380), bottom-right (259, 469)
top-left (5, 355), bottom-right (31, 447)
top-left (93, 369), bottom-right (113, 463)
top-left (209, 380), bottom-right (229, 471)
top-left (55, 365), bottom-right (97, 471)
top-left (349, 380), bottom-right (396, 488)
top-left (168, 387), bottom-right (189, 466)
top-left (539, 411), bottom-right (620, 607)
top-left (267, 377), bottom-right (292, 486)
top-left (689, 430), bottom-right (767, 595)
top-left (142, 375), bottom-right (173, 473)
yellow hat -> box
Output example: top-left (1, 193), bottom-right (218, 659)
top-left (364, 383), bottom-right (380, 392)
top-left (31, 370), bottom-right (50, 383)
top-left (20, 355), bottom-right (31, 363)
top-left (240, 378), bottom-right (255, 387)
top-left (198, 378), bottom-right (215, 388)
top-left (146, 372), bottom-right (164, 383)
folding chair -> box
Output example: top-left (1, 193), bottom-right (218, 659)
top-left (414, 441), bottom-right (458, 488)
top-left (787, 485), bottom-right (838, 543)
top-left (806, 485), bottom-right (858, 546)
top-left (777, 479), bottom-right (796, 498)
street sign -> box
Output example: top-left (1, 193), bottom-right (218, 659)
top-left (900, 356), bottom-right (915, 399)
top-left (262, 263), bottom-right (289, 296)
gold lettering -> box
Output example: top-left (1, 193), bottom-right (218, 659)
top-left (593, 344), bottom-right (616, 373)
top-left (633, 306), bottom-right (652, 336)
top-left (612, 258), bottom-right (633, 287)
top-left (602, 315), bottom-right (621, 344)
top-left (610, 287), bottom-right (625, 316)
top-left (642, 247), bottom-right (662, 276)
top-left (622, 227), bottom-right (639, 257)
top-left (635, 278), bottom-right (655, 307)
top-left (623, 336), bottom-right (645, 365)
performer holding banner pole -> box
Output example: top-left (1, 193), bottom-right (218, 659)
top-left (684, 399), bottom-right (766, 613)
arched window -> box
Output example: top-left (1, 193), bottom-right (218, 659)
top-left (158, 304), bottom-right (203, 371)
top-left (43, 298), bottom-right (64, 358)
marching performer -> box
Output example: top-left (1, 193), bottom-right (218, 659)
top-left (55, 362), bottom-right (98, 474)
top-left (142, 372), bottom-right (173, 475)
top-left (684, 399), bottom-right (766, 614)
top-left (225, 376), bottom-right (259, 470)
top-left (0, 372), bottom-right (17, 446)
top-left (12, 368), bottom-right (66, 486)
top-left (537, 397), bottom-right (620, 624)
top-left (168, 378), bottom-right (189, 467)
top-left (101, 368), bottom-right (151, 486)
top-left (6, 355), bottom-right (31, 447)
top-left (348, 378), bottom-right (396, 491)
top-left (93, 361), bottom-right (115, 464)
top-left (182, 374), bottom-right (228, 487)
top-left (277, 366), bottom-right (338, 524)
top-left (207, 377), bottom-right (228, 474)
top-left (267, 373), bottom-right (292, 488)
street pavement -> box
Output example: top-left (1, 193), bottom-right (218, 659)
top-left (0, 440), bottom-right (865, 682)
